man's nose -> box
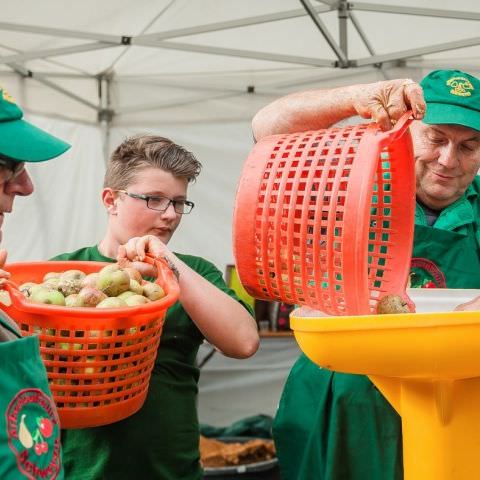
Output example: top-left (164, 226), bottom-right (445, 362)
top-left (5, 169), bottom-right (34, 197)
top-left (437, 143), bottom-right (459, 169)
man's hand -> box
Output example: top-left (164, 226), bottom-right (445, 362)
top-left (351, 78), bottom-right (425, 131)
top-left (454, 295), bottom-right (480, 312)
top-left (252, 77), bottom-right (426, 140)
top-left (0, 249), bottom-right (11, 284)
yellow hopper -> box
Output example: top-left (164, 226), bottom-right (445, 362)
top-left (291, 289), bottom-right (480, 480)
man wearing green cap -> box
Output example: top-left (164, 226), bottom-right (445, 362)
top-left (0, 86), bottom-right (70, 479)
top-left (252, 69), bottom-right (480, 479)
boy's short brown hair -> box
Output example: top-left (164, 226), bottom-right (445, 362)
top-left (104, 135), bottom-right (202, 189)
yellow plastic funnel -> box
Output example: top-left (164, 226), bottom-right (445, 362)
top-left (291, 289), bottom-right (480, 480)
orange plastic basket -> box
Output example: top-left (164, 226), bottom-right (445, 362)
top-left (0, 256), bottom-right (179, 429)
top-left (233, 114), bottom-right (415, 315)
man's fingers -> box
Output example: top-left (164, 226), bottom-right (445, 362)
top-left (372, 102), bottom-right (392, 131)
top-left (402, 80), bottom-right (425, 119)
top-left (454, 295), bottom-right (480, 311)
top-left (0, 249), bottom-right (8, 269)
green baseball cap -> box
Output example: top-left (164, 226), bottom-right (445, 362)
top-left (421, 69), bottom-right (480, 132)
top-left (0, 86), bottom-right (70, 162)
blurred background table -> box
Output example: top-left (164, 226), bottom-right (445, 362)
top-left (197, 335), bottom-right (301, 427)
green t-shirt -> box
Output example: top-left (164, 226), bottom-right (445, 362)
top-left (52, 245), bottom-right (251, 480)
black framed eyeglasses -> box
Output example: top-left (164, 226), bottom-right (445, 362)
top-left (116, 190), bottom-right (195, 214)
top-left (0, 155), bottom-right (25, 184)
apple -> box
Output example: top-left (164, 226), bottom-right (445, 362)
top-left (117, 290), bottom-right (136, 301)
top-left (142, 282), bottom-right (165, 301)
top-left (96, 297), bottom-right (127, 308)
top-left (43, 277), bottom-right (61, 290)
top-left (123, 267), bottom-right (143, 284)
top-left (81, 273), bottom-right (99, 289)
top-left (77, 287), bottom-right (107, 307)
top-left (96, 265), bottom-right (130, 297)
top-left (59, 339), bottom-right (82, 351)
top-left (129, 279), bottom-right (143, 295)
top-left (19, 282), bottom-right (38, 298)
top-left (29, 287), bottom-right (66, 306)
top-left (377, 294), bottom-right (411, 314)
top-left (58, 270), bottom-right (86, 297)
top-left (125, 294), bottom-right (151, 306)
top-left (73, 356), bottom-right (105, 375)
top-left (65, 294), bottom-right (85, 307)
top-left (43, 272), bottom-right (61, 282)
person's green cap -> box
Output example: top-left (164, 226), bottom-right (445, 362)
top-left (421, 69), bottom-right (480, 132)
top-left (0, 86), bottom-right (70, 162)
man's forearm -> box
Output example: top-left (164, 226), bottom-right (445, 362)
top-left (252, 79), bottom-right (425, 141)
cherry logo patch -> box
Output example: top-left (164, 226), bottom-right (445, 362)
top-left (6, 388), bottom-right (61, 479)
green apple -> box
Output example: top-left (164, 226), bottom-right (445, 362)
top-left (129, 279), bottom-right (143, 295)
top-left (65, 294), bottom-right (85, 307)
top-left (43, 271), bottom-right (61, 282)
top-left (42, 277), bottom-right (60, 290)
top-left (96, 297), bottom-right (128, 308)
top-left (117, 290), bottom-right (136, 301)
top-left (19, 282), bottom-right (38, 298)
top-left (125, 294), bottom-right (151, 306)
top-left (142, 282), bottom-right (165, 301)
top-left (29, 287), bottom-right (66, 306)
top-left (96, 265), bottom-right (130, 297)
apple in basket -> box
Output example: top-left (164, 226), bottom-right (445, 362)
top-left (29, 286), bottom-right (66, 306)
top-left (58, 270), bottom-right (86, 297)
top-left (125, 295), bottom-right (151, 306)
top-left (96, 297), bottom-right (127, 308)
top-left (96, 265), bottom-right (130, 297)
top-left (20, 264), bottom-right (166, 308)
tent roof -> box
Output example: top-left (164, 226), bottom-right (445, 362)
top-left (0, 0), bottom-right (479, 125)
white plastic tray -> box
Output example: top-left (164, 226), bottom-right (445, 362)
top-left (407, 288), bottom-right (480, 313)
top-left (293, 289), bottom-right (480, 317)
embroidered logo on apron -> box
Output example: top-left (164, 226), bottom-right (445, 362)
top-left (6, 388), bottom-right (61, 479)
top-left (410, 257), bottom-right (447, 288)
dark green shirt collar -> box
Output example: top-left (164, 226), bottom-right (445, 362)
top-left (415, 183), bottom-right (478, 231)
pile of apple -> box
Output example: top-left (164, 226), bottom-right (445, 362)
top-left (19, 264), bottom-right (165, 308)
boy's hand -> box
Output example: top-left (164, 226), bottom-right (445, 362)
top-left (117, 235), bottom-right (172, 278)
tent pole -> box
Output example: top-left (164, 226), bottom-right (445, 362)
top-left (98, 74), bottom-right (114, 165)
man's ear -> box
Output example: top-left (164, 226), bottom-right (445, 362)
top-left (102, 188), bottom-right (118, 215)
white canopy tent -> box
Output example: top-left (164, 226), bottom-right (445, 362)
top-left (0, 0), bottom-right (479, 271)
top-left (0, 0), bottom-right (479, 426)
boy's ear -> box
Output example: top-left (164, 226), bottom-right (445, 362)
top-left (102, 188), bottom-right (118, 215)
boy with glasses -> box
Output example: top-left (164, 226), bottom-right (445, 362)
top-left (53, 134), bottom-right (259, 480)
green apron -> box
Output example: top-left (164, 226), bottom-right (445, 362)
top-left (273, 189), bottom-right (480, 480)
top-left (0, 314), bottom-right (63, 480)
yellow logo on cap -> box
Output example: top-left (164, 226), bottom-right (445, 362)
top-left (446, 77), bottom-right (474, 97)
top-left (1, 88), bottom-right (15, 103)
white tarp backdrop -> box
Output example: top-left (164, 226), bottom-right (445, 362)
top-left (0, 0), bottom-right (479, 270)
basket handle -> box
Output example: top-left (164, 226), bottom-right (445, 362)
top-left (141, 254), bottom-right (180, 287)
top-left (0, 279), bottom-right (27, 312)
top-left (379, 111), bottom-right (414, 144)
